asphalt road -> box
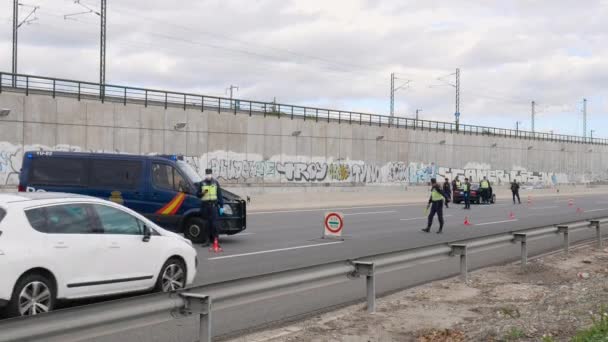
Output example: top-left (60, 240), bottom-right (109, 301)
top-left (196, 193), bottom-right (608, 285)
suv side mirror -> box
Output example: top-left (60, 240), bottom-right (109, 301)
top-left (143, 225), bottom-right (151, 242)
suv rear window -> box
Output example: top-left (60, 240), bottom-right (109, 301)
top-left (29, 158), bottom-right (87, 186)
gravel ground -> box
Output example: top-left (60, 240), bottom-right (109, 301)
top-left (228, 243), bottom-right (608, 342)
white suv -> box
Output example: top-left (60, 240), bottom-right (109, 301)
top-left (0, 193), bottom-right (197, 317)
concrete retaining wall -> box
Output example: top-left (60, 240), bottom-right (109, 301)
top-left (1, 91), bottom-right (607, 188)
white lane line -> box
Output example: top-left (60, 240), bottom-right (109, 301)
top-left (584, 208), bottom-right (608, 212)
top-left (475, 219), bottom-right (518, 226)
top-left (249, 204), bottom-right (418, 215)
top-left (232, 232), bottom-right (256, 236)
top-left (529, 206), bottom-right (559, 210)
top-left (400, 214), bottom-right (453, 221)
top-left (344, 210), bottom-right (396, 216)
top-left (207, 241), bottom-right (344, 260)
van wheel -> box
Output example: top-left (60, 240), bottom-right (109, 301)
top-left (184, 217), bottom-right (209, 244)
top-left (7, 273), bottom-right (56, 317)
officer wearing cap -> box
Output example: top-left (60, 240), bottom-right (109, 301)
top-left (196, 168), bottom-right (225, 247)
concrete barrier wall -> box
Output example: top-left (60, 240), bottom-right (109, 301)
top-left (1, 91), bottom-right (607, 188)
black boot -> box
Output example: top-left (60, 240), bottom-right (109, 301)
top-left (437, 227), bottom-right (443, 234)
top-left (421, 227), bottom-right (430, 233)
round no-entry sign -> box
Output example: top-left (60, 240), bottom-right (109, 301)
top-left (323, 212), bottom-right (344, 238)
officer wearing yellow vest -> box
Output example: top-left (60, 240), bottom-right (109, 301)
top-left (480, 176), bottom-right (491, 204)
top-left (422, 178), bottom-right (446, 234)
top-left (196, 168), bottom-right (225, 247)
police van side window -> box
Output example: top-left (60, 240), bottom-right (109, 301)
top-left (152, 163), bottom-right (188, 193)
top-left (90, 160), bottom-right (142, 189)
top-left (29, 158), bottom-right (87, 186)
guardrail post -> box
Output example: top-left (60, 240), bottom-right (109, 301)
top-left (180, 293), bottom-right (212, 342)
top-left (450, 244), bottom-right (468, 283)
top-left (78, 82), bottom-right (81, 101)
top-left (201, 96), bottom-right (205, 112)
top-left (218, 97), bottom-right (221, 113)
top-left (353, 261), bottom-right (375, 313)
top-left (124, 88), bottom-right (127, 106)
top-left (184, 94), bottom-right (187, 110)
top-left (316, 109), bottom-right (319, 122)
top-left (165, 92), bottom-right (168, 109)
top-left (557, 225), bottom-right (569, 256)
top-left (249, 101), bottom-right (252, 116)
top-left (291, 106), bottom-right (294, 120)
top-left (26, 76), bottom-right (29, 96)
top-left (338, 111), bottom-right (341, 124)
top-left (52, 79), bottom-right (56, 98)
top-left (0, 72), bottom-right (3, 93)
top-left (590, 220), bottom-right (602, 248)
top-left (513, 233), bottom-right (528, 269)
top-left (145, 90), bottom-right (148, 107)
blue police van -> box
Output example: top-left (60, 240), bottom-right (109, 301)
top-left (18, 151), bottom-right (246, 243)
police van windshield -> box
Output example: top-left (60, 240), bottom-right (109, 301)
top-left (176, 160), bottom-right (202, 183)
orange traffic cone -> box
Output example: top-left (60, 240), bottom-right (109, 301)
top-left (464, 216), bottom-right (472, 226)
top-left (209, 237), bottom-right (223, 253)
top-left (509, 211), bottom-right (515, 219)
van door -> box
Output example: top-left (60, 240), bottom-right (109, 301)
top-left (88, 159), bottom-right (145, 211)
top-left (145, 162), bottom-right (190, 230)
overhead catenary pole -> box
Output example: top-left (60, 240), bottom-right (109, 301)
top-left (455, 68), bottom-right (460, 130)
top-left (531, 101), bottom-right (535, 132)
top-left (583, 98), bottom-right (587, 139)
top-left (11, 1), bottom-right (39, 87)
top-left (12, 0), bottom-right (18, 86)
top-left (100, 0), bottom-right (106, 96)
top-left (64, 0), bottom-right (106, 92)
top-left (389, 72), bottom-right (411, 117)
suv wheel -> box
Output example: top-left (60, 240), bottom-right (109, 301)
top-left (7, 273), bottom-right (56, 317)
top-left (184, 217), bottom-right (209, 244)
top-left (155, 258), bottom-right (187, 292)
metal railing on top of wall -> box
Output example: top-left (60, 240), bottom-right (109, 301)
top-left (1, 71), bottom-right (606, 146)
top-left (0, 217), bottom-right (606, 342)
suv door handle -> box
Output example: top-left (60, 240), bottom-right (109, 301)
top-left (109, 242), bottom-right (120, 249)
top-left (54, 242), bottom-right (68, 249)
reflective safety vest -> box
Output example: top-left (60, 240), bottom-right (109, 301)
top-left (462, 183), bottom-right (469, 192)
top-left (455, 180), bottom-right (461, 189)
top-left (431, 188), bottom-right (444, 201)
top-left (201, 184), bottom-right (218, 201)
top-left (481, 180), bottom-right (489, 189)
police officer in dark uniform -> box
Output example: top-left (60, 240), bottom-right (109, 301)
top-left (422, 178), bottom-right (446, 234)
top-left (463, 177), bottom-right (472, 209)
top-left (442, 178), bottom-right (451, 208)
top-left (196, 169), bottom-right (224, 247)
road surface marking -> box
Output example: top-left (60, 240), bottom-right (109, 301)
top-left (249, 204), bottom-right (418, 215)
top-left (475, 219), bottom-right (518, 226)
top-left (231, 232), bottom-right (256, 236)
top-left (207, 241), bottom-right (344, 260)
top-left (400, 214), bottom-right (453, 221)
top-left (584, 208), bottom-right (608, 212)
top-left (529, 206), bottom-right (559, 210)
top-left (344, 210), bottom-right (396, 216)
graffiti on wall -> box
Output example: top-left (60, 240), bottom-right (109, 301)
top-left (0, 142), bottom-right (604, 186)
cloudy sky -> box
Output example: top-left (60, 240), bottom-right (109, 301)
top-left (1, 0), bottom-right (607, 137)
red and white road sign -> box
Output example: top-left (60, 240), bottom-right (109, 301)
top-left (323, 212), bottom-right (344, 238)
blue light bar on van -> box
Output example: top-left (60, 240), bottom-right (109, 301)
top-left (27, 153), bottom-right (33, 159)
top-left (170, 155), bottom-right (178, 161)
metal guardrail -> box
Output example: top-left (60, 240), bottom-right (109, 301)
top-left (1, 71), bottom-right (606, 146)
top-left (0, 217), bottom-right (606, 342)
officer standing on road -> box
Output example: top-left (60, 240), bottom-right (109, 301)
top-left (511, 180), bottom-right (521, 204)
top-left (452, 176), bottom-right (461, 194)
top-left (196, 169), bottom-right (225, 247)
top-left (422, 178), bottom-right (445, 234)
top-left (480, 176), bottom-right (491, 204)
top-left (443, 178), bottom-right (451, 208)
top-left (463, 177), bottom-right (472, 209)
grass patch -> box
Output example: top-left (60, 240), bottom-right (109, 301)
top-left (503, 326), bottom-right (526, 341)
top-left (572, 310), bottom-right (608, 342)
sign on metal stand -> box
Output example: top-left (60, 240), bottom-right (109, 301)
top-left (323, 212), bottom-right (344, 239)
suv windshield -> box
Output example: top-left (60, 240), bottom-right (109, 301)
top-left (177, 160), bottom-right (202, 183)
